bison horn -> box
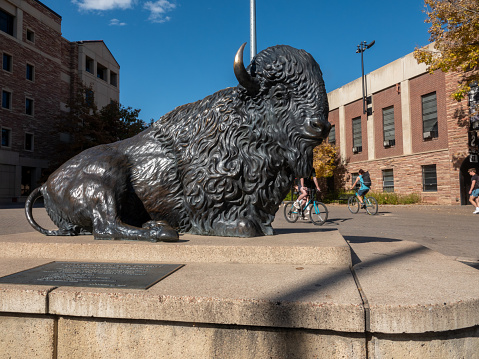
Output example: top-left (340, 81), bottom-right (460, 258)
top-left (234, 43), bottom-right (260, 95)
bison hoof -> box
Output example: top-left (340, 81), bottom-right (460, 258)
top-left (143, 221), bottom-right (179, 242)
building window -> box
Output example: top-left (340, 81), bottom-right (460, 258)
top-left (422, 92), bottom-right (438, 140)
top-left (26, 64), bottom-right (34, 81)
top-left (351, 173), bottom-right (360, 190)
top-left (85, 90), bottom-right (94, 107)
top-left (382, 106), bottom-right (395, 147)
top-left (97, 63), bottom-right (107, 81)
top-left (469, 83), bottom-right (479, 129)
top-left (2, 90), bottom-right (11, 109)
top-left (26, 29), bottom-right (35, 42)
top-left (85, 56), bottom-right (94, 74)
top-left (2, 53), bottom-right (12, 72)
top-left (352, 117), bottom-right (362, 153)
top-left (0, 9), bottom-right (14, 36)
top-left (1, 128), bottom-right (11, 147)
top-left (422, 164), bottom-right (437, 192)
top-left (25, 133), bottom-right (34, 151)
top-left (110, 71), bottom-right (118, 87)
top-left (328, 125), bottom-right (336, 145)
top-left (25, 98), bottom-right (34, 116)
top-left (382, 169), bottom-right (394, 192)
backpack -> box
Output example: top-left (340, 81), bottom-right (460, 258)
top-left (362, 171), bottom-right (372, 187)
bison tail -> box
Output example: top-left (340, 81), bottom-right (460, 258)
top-left (24, 187), bottom-right (56, 236)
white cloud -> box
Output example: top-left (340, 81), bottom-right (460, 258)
top-left (144, 0), bottom-right (176, 23)
top-left (110, 18), bottom-right (127, 26)
top-left (73, 0), bottom-right (134, 11)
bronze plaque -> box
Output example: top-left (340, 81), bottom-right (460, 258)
top-left (0, 262), bottom-right (184, 289)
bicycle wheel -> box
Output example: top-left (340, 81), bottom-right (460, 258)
top-left (365, 197), bottom-right (378, 215)
top-left (348, 196), bottom-right (359, 214)
top-left (284, 202), bottom-right (299, 223)
top-left (309, 201), bottom-right (328, 225)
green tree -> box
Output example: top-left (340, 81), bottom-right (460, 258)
top-left (48, 84), bottom-right (147, 174)
top-left (414, 0), bottom-right (479, 100)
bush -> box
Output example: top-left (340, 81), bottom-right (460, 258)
top-left (370, 192), bottom-right (421, 205)
top-left (318, 190), bottom-right (421, 205)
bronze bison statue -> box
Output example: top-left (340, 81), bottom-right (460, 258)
top-left (25, 43), bottom-right (330, 241)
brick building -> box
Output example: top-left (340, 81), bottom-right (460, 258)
top-left (327, 45), bottom-right (478, 205)
top-left (0, 0), bottom-right (119, 202)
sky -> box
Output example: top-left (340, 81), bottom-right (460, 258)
top-left (40, 0), bottom-right (432, 123)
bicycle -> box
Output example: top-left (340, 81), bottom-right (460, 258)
top-left (284, 188), bottom-right (328, 225)
top-left (347, 190), bottom-right (378, 215)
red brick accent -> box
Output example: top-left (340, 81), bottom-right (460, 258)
top-left (328, 108), bottom-right (339, 148)
top-left (344, 99), bottom-right (368, 162)
top-left (409, 71), bottom-right (448, 153)
top-left (373, 84), bottom-right (403, 158)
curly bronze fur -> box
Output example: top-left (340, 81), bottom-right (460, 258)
top-left (25, 44), bottom-right (330, 241)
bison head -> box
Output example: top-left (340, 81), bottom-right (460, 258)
top-left (234, 43), bottom-right (330, 178)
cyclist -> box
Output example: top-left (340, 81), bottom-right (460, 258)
top-left (294, 169), bottom-right (321, 216)
top-left (351, 169), bottom-right (370, 209)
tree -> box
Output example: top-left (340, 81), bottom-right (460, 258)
top-left (312, 142), bottom-right (338, 178)
top-left (48, 84), bottom-right (147, 174)
top-left (413, 0), bottom-right (479, 101)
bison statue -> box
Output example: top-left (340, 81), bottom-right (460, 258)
top-left (25, 43), bottom-right (330, 242)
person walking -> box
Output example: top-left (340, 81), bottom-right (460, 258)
top-left (468, 168), bottom-right (479, 214)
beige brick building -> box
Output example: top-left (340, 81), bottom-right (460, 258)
top-left (0, 0), bottom-right (119, 202)
top-left (327, 45), bottom-right (477, 205)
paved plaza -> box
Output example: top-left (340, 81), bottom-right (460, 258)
top-left (1, 202), bottom-right (478, 269)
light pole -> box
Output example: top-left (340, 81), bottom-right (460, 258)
top-left (356, 40), bottom-right (375, 115)
top-left (250, 0), bottom-right (257, 61)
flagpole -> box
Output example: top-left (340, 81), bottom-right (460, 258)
top-left (250, 0), bottom-right (256, 61)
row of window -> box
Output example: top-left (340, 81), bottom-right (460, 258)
top-left (85, 56), bottom-right (118, 87)
top-left (2, 91), bottom-right (34, 115)
top-left (1, 128), bottom-right (34, 151)
top-left (352, 165), bottom-right (437, 193)
top-left (328, 92), bottom-right (439, 151)
top-left (3, 53), bottom-right (35, 80)
top-left (1, 8), bottom-right (35, 42)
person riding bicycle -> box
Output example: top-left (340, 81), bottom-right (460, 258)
top-left (294, 169), bottom-right (321, 214)
top-left (351, 169), bottom-right (370, 209)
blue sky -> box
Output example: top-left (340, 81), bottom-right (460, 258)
top-left (40, 0), bottom-right (431, 123)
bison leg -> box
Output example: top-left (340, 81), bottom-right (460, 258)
top-left (89, 191), bottom-right (179, 243)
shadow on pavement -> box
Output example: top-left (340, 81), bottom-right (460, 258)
top-left (274, 227), bottom-right (337, 235)
top-left (343, 235), bottom-right (402, 244)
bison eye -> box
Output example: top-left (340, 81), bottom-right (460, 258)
top-left (271, 84), bottom-right (287, 101)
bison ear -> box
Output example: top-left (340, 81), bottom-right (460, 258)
top-left (234, 43), bottom-right (260, 96)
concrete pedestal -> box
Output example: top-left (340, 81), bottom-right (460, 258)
top-left (0, 230), bottom-right (477, 358)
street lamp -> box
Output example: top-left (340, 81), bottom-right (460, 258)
top-left (356, 40), bottom-right (375, 115)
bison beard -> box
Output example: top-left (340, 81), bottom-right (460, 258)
top-left (25, 43), bottom-right (330, 241)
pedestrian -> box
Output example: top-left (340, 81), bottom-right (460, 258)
top-left (468, 168), bottom-right (479, 214)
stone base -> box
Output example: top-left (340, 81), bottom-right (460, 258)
top-left (0, 230), bottom-right (478, 358)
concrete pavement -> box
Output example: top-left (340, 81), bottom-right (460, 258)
top-left (273, 203), bottom-right (479, 268)
top-left (1, 202), bottom-right (478, 267)
top-left (0, 202), bottom-right (478, 357)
